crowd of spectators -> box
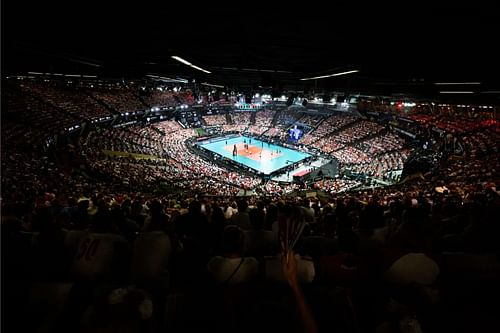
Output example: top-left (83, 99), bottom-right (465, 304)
top-left (357, 132), bottom-right (406, 156)
top-left (301, 114), bottom-right (357, 145)
top-left (87, 126), bottom-right (165, 158)
top-left (199, 108), bottom-right (410, 184)
top-left (3, 162), bottom-right (499, 332)
top-left (204, 114), bottom-right (227, 126)
top-left (254, 109), bottom-right (276, 127)
top-left (4, 85), bottom-right (81, 136)
top-left (230, 112), bottom-right (251, 126)
top-left (461, 128), bottom-right (499, 158)
top-left (19, 80), bottom-right (113, 120)
top-left (90, 88), bottom-right (147, 114)
top-left (310, 178), bottom-right (362, 193)
top-left (305, 118), bottom-right (385, 155)
top-left (274, 108), bottom-right (302, 127)
top-left (246, 125), bottom-right (268, 136)
top-left (312, 137), bottom-right (346, 153)
top-left (334, 121), bottom-right (384, 144)
top-left (176, 91), bottom-right (196, 106)
top-left (2, 82), bottom-right (500, 333)
top-left (1, 119), bottom-right (44, 148)
top-left (261, 127), bottom-right (284, 138)
top-left (408, 114), bottom-right (491, 134)
top-left (221, 124), bottom-right (247, 133)
top-left (345, 150), bottom-right (409, 180)
top-left (297, 114), bottom-right (324, 127)
top-left (332, 146), bottom-right (371, 165)
top-left (141, 91), bottom-right (177, 108)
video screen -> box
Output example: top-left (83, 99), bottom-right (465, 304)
top-left (289, 125), bottom-right (303, 141)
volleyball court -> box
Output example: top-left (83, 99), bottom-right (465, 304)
top-left (224, 142), bottom-right (283, 162)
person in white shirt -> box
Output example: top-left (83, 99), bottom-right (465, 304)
top-left (230, 199), bottom-right (252, 231)
top-left (224, 201), bottom-right (238, 220)
top-left (385, 253), bottom-right (440, 286)
top-left (207, 225), bottom-right (258, 284)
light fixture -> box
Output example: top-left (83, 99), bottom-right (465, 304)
top-left (171, 56), bottom-right (211, 74)
top-left (439, 91), bottom-right (474, 94)
top-left (190, 65), bottom-right (211, 74)
top-left (171, 56), bottom-right (191, 66)
top-left (300, 70), bottom-right (359, 81)
top-left (434, 82), bottom-right (481, 85)
top-left (201, 82), bottom-right (224, 88)
top-left (146, 74), bottom-right (188, 83)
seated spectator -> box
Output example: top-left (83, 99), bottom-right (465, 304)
top-left (131, 231), bottom-right (172, 283)
top-left (243, 208), bottom-right (276, 257)
top-left (230, 199), bottom-right (252, 230)
top-left (384, 253), bottom-right (440, 286)
top-left (142, 200), bottom-right (172, 235)
top-left (207, 226), bottom-right (258, 284)
top-left (71, 232), bottom-right (130, 280)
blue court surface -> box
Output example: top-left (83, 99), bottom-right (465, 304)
top-left (198, 136), bottom-right (311, 175)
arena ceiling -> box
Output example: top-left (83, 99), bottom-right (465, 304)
top-left (3, 2), bottom-right (500, 103)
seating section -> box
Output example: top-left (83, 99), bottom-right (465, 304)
top-left (20, 81), bottom-right (113, 119)
top-left (90, 88), bottom-right (147, 113)
top-left (204, 114), bottom-right (227, 126)
top-left (2, 78), bottom-right (500, 333)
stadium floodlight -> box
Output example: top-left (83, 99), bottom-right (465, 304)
top-left (171, 56), bottom-right (211, 74)
top-left (300, 70), bottom-right (359, 81)
top-left (439, 91), bottom-right (474, 94)
top-left (434, 82), bottom-right (481, 85)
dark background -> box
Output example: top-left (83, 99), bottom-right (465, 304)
top-left (3, 1), bottom-right (499, 102)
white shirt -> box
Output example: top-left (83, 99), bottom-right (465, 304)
top-left (207, 256), bottom-right (259, 284)
top-left (131, 232), bottom-right (172, 279)
top-left (224, 206), bottom-right (237, 220)
top-left (72, 233), bottom-right (128, 278)
top-left (385, 253), bottom-right (440, 286)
